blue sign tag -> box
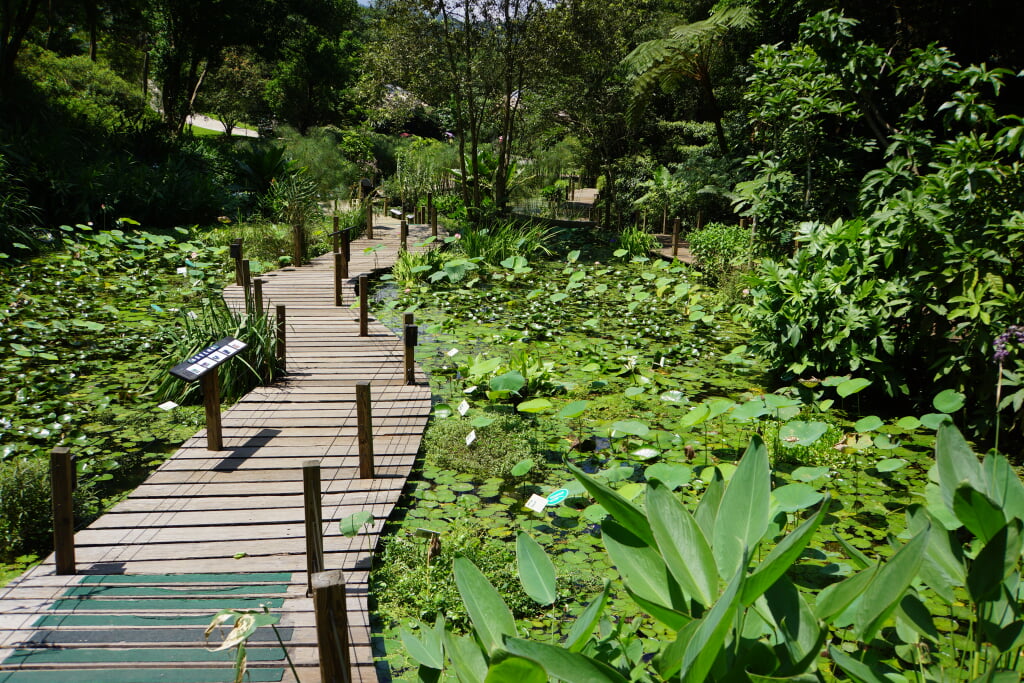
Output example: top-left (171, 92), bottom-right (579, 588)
top-left (546, 488), bottom-right (569, 505)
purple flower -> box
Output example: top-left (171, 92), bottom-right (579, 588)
top-left (994, 324), bottom-right (1024, 363)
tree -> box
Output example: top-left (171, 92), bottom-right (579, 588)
top-left (197, 47), bottom-right (265, 136)
top-left (623, 5), bottom-right (754, 154)
top-left (0, 0), bottom-right (43, 95)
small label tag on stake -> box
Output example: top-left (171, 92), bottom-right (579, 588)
top-left (464, 385), bottom-right (477, 394)
top-left (525, 494), bottom-right (548, 513)
top-left (176, 266), bottom-right (188, 275)
top-left (158, 401), bottom-right (179, 411)
top-left (446, 348), bottom-right (459, 357)
top-left (458, 400), bottom-right (470, 416)
top-left (465, 430), bottom-right (476, 446)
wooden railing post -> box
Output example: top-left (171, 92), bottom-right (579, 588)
top-left (276, 305), bottom-right (287, 371)
top-left (672, 218), bottom-right (680, 258)
top-left (292, 224), bottom-right (304, 267)
top-left (400, 219), bottom-right (408, 252)
top-left (342, 227), bottom-right (351, 265)
top-left (404, 324), bottom-right (418, 386)
top-left (365, 200), bottom-right (373, 240)
top-left (253, 278), bottom-right (264, 314)
top-left (241, 260), bottom-right (252, 313)
top-left (230, 239), bottom-right (243, 286)
top-left (332, 216), bottom-right (340, 254)
top-left (303, 460), bottom-right (324, 597)
top-left (201, 366), bottom-right (223, 451)
top-left (358, 275), bottom-right (368, 337)
top-left (430, 206), bottom-right (437, 237)
top-left (334, 253), bottom-right (344, 307)
top-left (356, 380), bottom-right (374, 478)
top-left (312, 570), bottom-right (352, 683)
top-left (50, 447), bottom-right (76, 575)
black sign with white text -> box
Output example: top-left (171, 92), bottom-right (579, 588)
top-left (169, 337), bottom-right (247, 381)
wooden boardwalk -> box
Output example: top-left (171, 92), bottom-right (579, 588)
top-left (0, 217), bottom-right (436, 682)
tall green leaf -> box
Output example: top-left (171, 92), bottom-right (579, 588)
top-left (967, 521), bottom-right (1022, 603)
top-left (502, 638), bottom-right (630, 683)
top-left (694, 467), bottom-right (725, 541)
top-left (516, 532), bottom-right (557, 606)
top-left (484, 657), bottom-right (547, 683)
top-left (444, 630), bottom-right (488, 683)
top-left (400, 616), bottom-right (444, 670)
top-left (742, 495), bottom-right (830, 605)
top-left (680, 556), bottom-right (747, 683)
top-left (602, 519), bottom-right (682, 619)
top-left (983, 453), bottom-right (1024, 522)
top-left (646, 479), bottom-right (718, 607)
top-left (454, 557), bottom-right (516, 654)
top-left (935, 422), bottom-right (986, 513)
top-left (713, 436), bottom-right (771, 577)
top-left (569, 461), bottom-right (654, 546)
top-left (853, 526), bottom-right (931, 642)
top-left (565, 581), bottom-right (610, 652)
top-left (762, 577), bottom-right (825, 676)
top-left (954, 485), bottom-right (1007, 543)
top-left (828, 645), bottom-right (890, 683)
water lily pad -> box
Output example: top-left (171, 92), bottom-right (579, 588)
top-left (490, 371), bottom-right (525, 393)
top-left (630, 447), bottom-right (660, 461)
top-left (600, 466), bottom-right (634, 483)
top-left (471, 415), bottom-right (496, 428)
top-left (771, 483), bottom-right (824, 513)
top-left (875, 457), bottom-right (907, 473)
top-left (729, 400), bottom-right (769, 422)
top-left (517, 398), bottom-right (553, 413)
top-left (836, 378), bottom-right (872, 397)
top-left (854, 415), bottom-right (884, 432)
top-left (644, 463), bottom-right (692, 490)
top-left (624, 386), bottom-right (645, 399)
top-left (660, 390), bottom-right (686, 403)
top-left (791, 466), bottom-right (830, 483)
top-left (582, 504), bottom-right (608, 523)
top-left (617, 482), bottom-right (644, 501)
top-left (932, 389), bottom-right (965, 414)
top-left (896, 416), bottom-right (921, 430)
top-left (556, 400), bottom-right (589, 419)
top-left (511, 459), bottom-right (535, 477)
top-left (778, 420), bottom-right (829, 447)
top-left (433, 404), bottom-right (453, 419)
top-left (920, 413), bottom-right (952, 430)
top-left (610, 420), bottom-right (649, 438)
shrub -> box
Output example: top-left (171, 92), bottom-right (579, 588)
top-left (614, 224), bottom-right (657, 259)
top-left (455, 219), bottom-right (555, 266)
top-left (372, 513), bottom-right (534, 628)
top-left (688, 221), bottom-right (752, 285)
top-left (422, 415), bottom-right (536, 480)
top-left (0, 457), bottom-right (97, 560)
top-left (150, 296), bottom-right (283, 406)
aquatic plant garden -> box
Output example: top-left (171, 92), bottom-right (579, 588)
top-left (369, 223), bottom-right (1022, 681)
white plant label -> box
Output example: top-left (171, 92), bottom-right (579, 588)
top-left (458, 400), bottom-right (470, 416)
top-left (446, 348), bottom-right (459, 357)
top-left (524, 495), bottom-right (548, 513)
top-left (464, 385), bottom-right (477, 394)
top-left (176, 266), bottom-right (188, 275)
top-left (465, 430), bottom-right (476, 446)
top-left (158, 401), bottom-right (179, 411)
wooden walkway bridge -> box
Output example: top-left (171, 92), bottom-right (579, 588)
top-left (0, 216), bottom-right (435, 682)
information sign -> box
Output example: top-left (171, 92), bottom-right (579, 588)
top-left (169, 337), bottom-right (247, 381)
top-left (546, 489), bottom-right (569, 506)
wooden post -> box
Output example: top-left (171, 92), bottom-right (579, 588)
top-left (275, 305), bottom-right (287, 371)
top-left (696, 210), bottom-right (704, 232)
top-left (404, 324), bottom-right (418, 385)
top-left (356, 381), bottom-right (374, 478)
top-left (303, 460), bottom-right (324, 597)
top-left (400, 219), bottom-right (408, 252)
top-left (332, 216), bottom-right (340, 254)
top-left (312, 570), bottom-right (352, 683)
top-left (672, 218), bottom-right (681, 258)
top-left (342, 227), bottom-right (351, 264)
top-left (365, 201), bottom-right (373, 240)
top-left (253, 278), bottom-right (264, 314)
top-left (430, 206), bottom-right (437, 237)
top-left (230, 240), bottom-right (243, 286)
top-left (50, 447), bottom-right (76, 575)
top-left (334, 253), bottom-right (344, 307)
top-left (242, 260), bottom-right (252, 314)
top-left (201, 366), bottom-right (223, 451)
top-left (358, 275), bottom-right (368, 337)
top-left (426, 192), bottom-right (433, 226)
top-left (403, 312), bottom-right (414, 328)
top-left (662, 206), bottom-right (668, 235)
top-left (292, 224), bottom-right (303, 267)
